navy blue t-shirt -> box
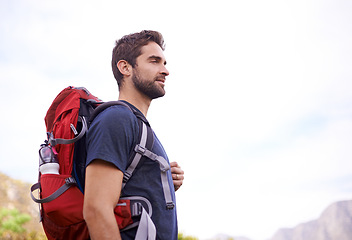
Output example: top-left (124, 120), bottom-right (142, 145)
top-left (86, 102), bottom-right (177, 240)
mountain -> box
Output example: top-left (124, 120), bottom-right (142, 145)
top-left (270, 200), bottom-right (352, 240)
top-left (0, 172), bottom-right (43, 233)
top-left (210, 200), bottom-right (352, 240)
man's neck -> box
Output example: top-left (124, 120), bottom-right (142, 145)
top-left (118, 90), bottom-right (151, 117)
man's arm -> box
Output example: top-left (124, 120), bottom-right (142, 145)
top-left (83, 160), bottom-right (123, 240)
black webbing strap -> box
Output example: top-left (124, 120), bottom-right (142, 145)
top-left (89, 101), bottom-right (129, 122)
top-left (30, 177), bottom-right (77, 204)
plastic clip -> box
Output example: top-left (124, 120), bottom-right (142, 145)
top-left (134, 144), bottom-right (147, 155)
top-left (65, 177), bottom-right (77, 185)
top-left (123, 172), bottom-right (132, 183)
top-left (166, 202), bottom-right (175, 210)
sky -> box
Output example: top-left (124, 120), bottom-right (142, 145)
top-left (1, 0), bottom-right (352, 239)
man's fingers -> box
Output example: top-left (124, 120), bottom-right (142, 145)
top-left (172, 173), bottom-right (184, 180)
top-left (170, 161), bottom-right (179, 168)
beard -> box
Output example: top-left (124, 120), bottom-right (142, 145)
top-left (132, 69), bottom-right (166, 100)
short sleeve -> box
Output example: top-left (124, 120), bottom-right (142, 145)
top-left (86, 105), bottom-right (139, 172)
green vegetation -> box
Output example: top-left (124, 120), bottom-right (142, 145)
top-left (0, 208), bottom-right (46, 240)
top-left (0, 206), bottom-right (202, 240)
top-left (178, 232), bottom-right (199, 240)
top-left (0, 208), bottom-right (31, 235)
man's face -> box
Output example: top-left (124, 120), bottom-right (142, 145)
top-left (132, 41), bottom-right (169, 100)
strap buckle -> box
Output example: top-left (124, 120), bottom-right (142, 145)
top-left (123, 172), bottom-right (131, 183)
top-left (134, 144), bottom-right (146, 155)
top-left (65, 177), bottom-right (77, 185)
top-left (131, 202), bottom-right (143, 217)
top-left (135, 145), bottom-right (170, 172)
top-left (166, 202), bottom-right (175, 210)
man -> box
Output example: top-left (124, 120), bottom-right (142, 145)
top-left (83, 30), bottom-right (184, 240)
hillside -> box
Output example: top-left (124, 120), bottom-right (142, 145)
top-left (270, 200), bottom-right (352, 240)
top-left (1, 171), bottom-right (352, 240)
top-left (0, 172), bottom-right (44, 234)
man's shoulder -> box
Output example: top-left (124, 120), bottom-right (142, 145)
top-left (94, 104), bottom-right (138, 124)
top-left (88, 104), bottom-right (140, 138)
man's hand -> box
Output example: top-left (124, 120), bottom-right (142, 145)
top-left (170, 161), bottom-right (184, 191)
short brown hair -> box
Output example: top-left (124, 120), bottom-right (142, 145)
top-left (111, 30), bottom-right (165, 87)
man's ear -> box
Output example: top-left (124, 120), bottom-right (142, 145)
top-left (117, 60), bottom-right (132, 76)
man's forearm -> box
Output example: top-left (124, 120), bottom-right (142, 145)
top-left (84, 160), bottom-right (124, 240)
top-left (84, 207), bottom-right (121, 240)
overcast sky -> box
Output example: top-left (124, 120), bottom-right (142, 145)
top-left (1, 0), bottom-right (352, 240)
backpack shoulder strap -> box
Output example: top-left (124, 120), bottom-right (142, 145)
top-left (89, 100), bottom-right (154, 186)
top-left (89, 100), bottom-right (148, 124)
top-left (123, 117), bottom-right (175, 209)
top-left (122, 120), bottom-right (153, 187)
top-left (89, 100), bottom-right (174, 209)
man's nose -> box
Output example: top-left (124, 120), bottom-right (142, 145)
top-left (161, 65), bottom-right (169, 76)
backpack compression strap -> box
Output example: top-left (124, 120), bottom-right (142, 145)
top-left (48, 116), bottom-right (88, 146)
top-left (30, 177), bottom-right (77, 204)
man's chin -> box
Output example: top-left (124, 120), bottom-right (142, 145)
top-left (151, 91), bottom-right (165, 100)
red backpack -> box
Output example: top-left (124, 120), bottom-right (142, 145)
top-left (30, 86), bottom-right (173, 239)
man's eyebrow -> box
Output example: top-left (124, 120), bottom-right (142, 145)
top-left (148, 55), bottom-right (167, 65)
